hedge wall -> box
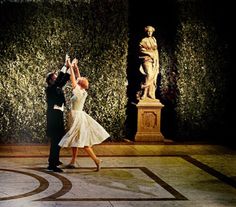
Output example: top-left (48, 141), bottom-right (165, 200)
top-left (0, 0), bottom-right (234, 144)
top-left (173, 0), bottom-right (234, 141)
top-left (0, 0), bottom-right (128, 143)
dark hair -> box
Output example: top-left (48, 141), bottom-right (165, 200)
top-left (46, 72), bottom-right (55, 85)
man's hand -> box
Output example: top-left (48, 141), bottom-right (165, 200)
top-left (65, 53), bottom-right (70, 62)
top-left (65, 54), bottom-right (71, 68)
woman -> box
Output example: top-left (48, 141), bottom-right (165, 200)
top-left (59, 58), bottom-right (110, 171)
top-left (139, 25), bottom-right (159, 100)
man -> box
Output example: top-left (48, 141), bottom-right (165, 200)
top-left (45, 54), bottom-right (70, 172)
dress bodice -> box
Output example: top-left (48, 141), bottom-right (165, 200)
top-left (71, 85), bottom-right (87, 111)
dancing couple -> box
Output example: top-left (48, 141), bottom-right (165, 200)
top-left (45, 54), bottom-right (110, 172)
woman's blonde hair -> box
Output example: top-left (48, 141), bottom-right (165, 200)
top-left (78, 77), bottom-right (89, 89)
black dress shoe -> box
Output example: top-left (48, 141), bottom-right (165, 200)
top-left (47, 166), bottom-right (63, 173)
top-left (56, 161), bottom-right (63, 166)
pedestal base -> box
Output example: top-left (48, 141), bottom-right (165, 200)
top-left (135, 98), bottom-right (164, 142)
top-left (135, 132), bottom-right (164, 142)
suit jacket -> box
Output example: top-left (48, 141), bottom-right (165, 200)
top-left (46, 71), bottom-right (70, 138)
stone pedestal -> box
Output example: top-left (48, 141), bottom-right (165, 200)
top-left (135, 99), bottom-right (164, 142)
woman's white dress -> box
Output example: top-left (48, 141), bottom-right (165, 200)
top-left (59, 85), bottom-right (110, 148)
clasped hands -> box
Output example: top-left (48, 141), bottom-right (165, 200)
top-left (65, 54), bottom-right (80, 79)
top-left (65, 54), bottom-right (78, 69)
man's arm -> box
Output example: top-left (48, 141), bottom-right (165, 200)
top-left (54, 54), bottom-right (70, 87)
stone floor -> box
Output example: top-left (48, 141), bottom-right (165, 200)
top-left (0, 141), bottom-right (236, 207)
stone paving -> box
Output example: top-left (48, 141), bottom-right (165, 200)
top-left (0, 143), bottom-right (236, 207)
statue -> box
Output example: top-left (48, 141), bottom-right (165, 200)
top-left (138, 25), bottom-right (159, 100)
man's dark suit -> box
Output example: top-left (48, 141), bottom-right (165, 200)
top-left (46, 70), bottom-right (70, 168)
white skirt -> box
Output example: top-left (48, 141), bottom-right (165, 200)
top-left (59, 110), bottom-right (110, 148)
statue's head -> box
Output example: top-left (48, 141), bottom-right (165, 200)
top-left (144, 26), bottom-right (155, 33)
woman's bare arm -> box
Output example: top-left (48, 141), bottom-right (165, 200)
top-left (70, 64), bottom-right (77, 89)
top-left (73, 58), bottom-right (81, 79)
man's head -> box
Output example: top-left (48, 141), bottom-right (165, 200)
top-left (46, 72), bottom-right (57, 85)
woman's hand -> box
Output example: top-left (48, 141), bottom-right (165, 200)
top-left (71, 58), bottom-right (78, 66)
top-left (71, 58), bottom-right (80, 79)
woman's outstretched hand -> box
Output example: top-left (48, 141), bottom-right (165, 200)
top-left (71, 58), bottom-right (78, 66)
top-left (71, 58), bottom-right (80, 79)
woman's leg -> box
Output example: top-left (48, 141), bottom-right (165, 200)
top-left (84, 146), bottom-right (102, 171)
top-left (70, 147), bottom-right (78, 164)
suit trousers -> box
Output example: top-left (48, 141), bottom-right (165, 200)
top-left (47, 109), bottom-right (65, 167)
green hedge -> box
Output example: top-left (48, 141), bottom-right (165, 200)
top-left (0, 0), bottom-right (233, 143)
top-left (174, 1), bottom-right (231, 140)
top-left (0, 0), bottom-right (128, 143)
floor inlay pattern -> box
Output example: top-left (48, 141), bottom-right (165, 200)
top-left (0, 155), bottom-right (236, 207)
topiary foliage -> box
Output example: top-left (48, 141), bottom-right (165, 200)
top-left (174, 1), bottom-right (230, 140)
top-left (0, 0), bottom-right (128, 143)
